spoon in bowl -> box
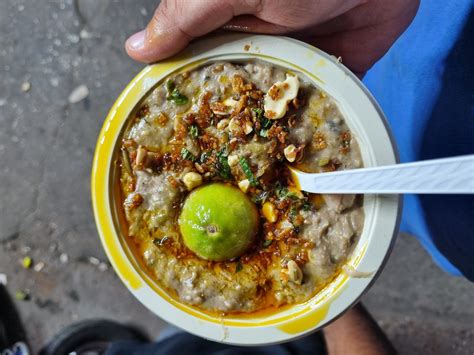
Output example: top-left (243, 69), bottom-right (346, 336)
top-left (289, 155), bottom-right (474, 194)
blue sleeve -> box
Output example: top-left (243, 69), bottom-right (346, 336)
top-left (363, 2), bottom-right (474, 279)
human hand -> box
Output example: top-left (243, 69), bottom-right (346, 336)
top-left (125, 0), bottom-right (419, 76)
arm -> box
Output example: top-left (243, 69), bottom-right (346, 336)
top-left (323, 303), bottom-right (396, 355)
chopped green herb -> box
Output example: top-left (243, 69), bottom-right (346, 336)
top-left (235, 261), bottom-right (243, 272)
top-left (289, 206), bottom-right (298, 220)
top-left (188, 124), bottom-right (199, 138)
top-left (200, 151), bottom-right (211, 164)
top-left (287, 192), bottom-right (299, 200)
top-left (165, 79), bottom-right (175, 93)
top-left (239, 157), bottom-right (258, 186)
top-left (252, 191), bottom-right (269, 204)
top-left (252, 107), bottom-right (263, 119)
top-left (260, 116), bottom-right (273, 130)
top-left (167, 88), bottom-right (189, 105)
top-left (180, 148), bottom-right (196, 162)
top-left (253, 107), bottom-right (273, 137)
top-left (219, 145), bottom-right (229, 156)
top-left (275, 183), bottom-right (298, 200)
top-left (22, 256), bottom-right (32, 269)
top-left (275, 184), bottom-right (286, 199)
top-left (166, 81), bottom-right (188, 105)
top-left (259, 129), bottom-right (269, 138)
top-left (302, 200), bottom-right (312, 211)
top-left (263, 239), bottom-right (273, 248)
top-left (216, 147), bottom-right (232, 179)
top-left (153, 236), bottom-right (169, 246)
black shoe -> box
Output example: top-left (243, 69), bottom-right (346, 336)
top-left (39, 319), bottom-right (148, 355)
top-left (0, 285), bottom-right (31, 355)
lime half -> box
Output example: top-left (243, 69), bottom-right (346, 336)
top-left (178, 183), bottom-right (259, 261)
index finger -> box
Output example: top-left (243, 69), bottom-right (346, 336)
top-left (125, 0), bottom-right (263, 63)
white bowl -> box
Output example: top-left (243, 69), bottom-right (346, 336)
top-left (91, 33), bottom-right (401, 345)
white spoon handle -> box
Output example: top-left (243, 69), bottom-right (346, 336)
top-left (293, 155), bottom-right (474, 194)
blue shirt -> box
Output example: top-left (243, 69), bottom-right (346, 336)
top-left (364, 1), bottom-right (473, 279)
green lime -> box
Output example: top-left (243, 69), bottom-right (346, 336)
top-left (178, 183), bottom-right (259, 261)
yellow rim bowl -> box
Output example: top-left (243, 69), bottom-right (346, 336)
top-left (91, 33), bottom-right (402, 345)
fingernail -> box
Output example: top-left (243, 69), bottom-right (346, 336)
top-left (126, 30), bottom-right (146, 50)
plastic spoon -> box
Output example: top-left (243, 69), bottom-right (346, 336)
top-left (290, 155), bottom-right (474, 194)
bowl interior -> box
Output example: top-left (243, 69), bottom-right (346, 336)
top-left (92, 33), bottom-right (401, 345)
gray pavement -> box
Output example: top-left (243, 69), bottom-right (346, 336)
top-left (0, 1), bottom-right (472, 354)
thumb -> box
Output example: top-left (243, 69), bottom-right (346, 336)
top-left (125, 0), bottom-right (261, 63)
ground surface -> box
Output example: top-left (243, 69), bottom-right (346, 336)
top-left (0, 1), bottom-right (472, 354)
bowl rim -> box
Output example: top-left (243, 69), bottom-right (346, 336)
top-left (91, 33), bottom-right (402, 345)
